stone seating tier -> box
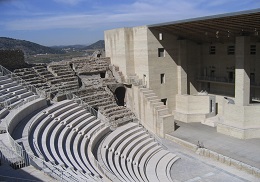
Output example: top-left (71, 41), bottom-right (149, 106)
top-left (27, 100), bottom-right (106, 180)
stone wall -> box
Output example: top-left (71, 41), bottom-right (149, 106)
top-left (0, 50), bottom-right (27, 71)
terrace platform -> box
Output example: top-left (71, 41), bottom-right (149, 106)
top-left (168, 121), bottom-right (260, 169)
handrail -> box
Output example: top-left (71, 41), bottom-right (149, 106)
top-left (66, 93), bottom-right (120, 181)
top-left (4, 131), bottom-right (83, 182)
top-left (0, 65), bottom-right (46, 108)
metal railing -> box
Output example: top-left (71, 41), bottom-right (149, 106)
top-left (12, 95), bottom-right (40, 110)
top-left (2, 131), bottom-right (83, 182)
top-left (197, 75), bottom-right (235, 83)
top-left (0, 65), bottom-right (45, 107)
top-left (66, 93), bottom-right (121, 181)
top-left (66, 92), bottom-right (100, 118)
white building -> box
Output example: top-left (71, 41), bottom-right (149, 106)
top-left (105, 9), bottom-right (260, 139)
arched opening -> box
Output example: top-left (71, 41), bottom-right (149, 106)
top-left (100, 72), bottom-right (106, 78)
top-left (115, 87), bottom-right (126, 106)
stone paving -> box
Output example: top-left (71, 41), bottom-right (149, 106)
top-left (164, 121), bottom-right (260, 182)
top-left (169, 121), bottom-right (260, 168)
top-left (0, 164), bottom-right (57, 181)
top-left (163, 138), bottom-right (259, 182)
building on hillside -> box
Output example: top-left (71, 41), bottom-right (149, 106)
top-left (104, 9), bottom-right (260, 139)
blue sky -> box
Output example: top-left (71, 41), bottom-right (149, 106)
top-left (0, 0), bottom-right (259, 46)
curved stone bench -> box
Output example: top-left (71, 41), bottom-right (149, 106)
top-left (101, 122), bottom-right (138, 171)
top-left (87, 124), bottom-right (112, 179)
top-left (106, 126), bottom-right (143, 181)
top-left (132, 141), bottom-right (159, 181)
top-left (57, 112), bottom-right (93, 168)
top-left (41, 106), bottom-right (85, 164)
top-left (120, 133), bottom-right (150, 182)
top-left (12, 88), bottom-right (27, 96)
top-left (114, 130), bottom-right (146, 181)
top-left (145, 150), bottom-right (169, 182)
top-left (127, 137), bottom-right (154, 182)
top-left (48, 109), bottom-right (86, 167)
top-left (157, 153), bottom-right (179, 182)
top-left (74, 118), bottom-right (100, 175)
top-left (65, 115), bottom-right (96, 171)
top-left (32, 101), bottom-right (77, 162)
top-left (0, 78), bottom-right (12, 85)
top-left (6, 85), bottom-right (23, 92)
top-left (139, 146), bottom-right (162, 182)
top-left (1, 82), bottom-right (17, 89)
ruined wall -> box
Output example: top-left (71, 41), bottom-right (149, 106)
top-left (0, 50), bottom-right (26, 71)
top-left (104, 28), bottom-right (135, 77)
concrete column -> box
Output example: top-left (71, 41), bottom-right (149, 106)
top-left (177, 40), bottom-right (188, 94)
top-left (235, 36), bottom-right (250, 106)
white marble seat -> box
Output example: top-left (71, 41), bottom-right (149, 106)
top-left (114, 130), bottom-right (146, 181)
top-left (87, 124), bottom-right (111, 179)
top-left (120, 134), bottom-right (150, 182)
top-left (62, 113), bottom-right (95, 170)
top-left (106, 127), bottom-right (143, 181)
top-left (132, 141), bottom-right (159, 181)
top-left (57, 112), bottom-right (93, 168)
top-left (127, 137), bottom-right (154, 182)
top-left (6, 85), bottom-right (23, 92)
top-left (145, 150), bottom-right (169, 182)
top-left (0, 81), bottom-right (17, 89)
top-left (157, 153), bottom-right (179, 182)
top-left (139, 146), bottom-right (162, 182)
top-left (101, 122), bottom-right (138, 171)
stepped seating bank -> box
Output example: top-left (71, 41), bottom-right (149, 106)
top-left (0, 64), bottom-right (179, 182)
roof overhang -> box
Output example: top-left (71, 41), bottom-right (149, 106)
top-left (148, 9), bottom-right (260, 43)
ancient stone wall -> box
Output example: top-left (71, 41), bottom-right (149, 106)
top-left (0, 50), bottom-right (27, 71)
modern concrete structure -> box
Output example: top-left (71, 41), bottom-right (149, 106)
top-left (105, 9), bottom-right (260, 139)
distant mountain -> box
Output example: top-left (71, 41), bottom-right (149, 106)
top-left (51, 44), bottom-right (87, 49)
top-left (0, 37), bottom-right (65, 55)
top-left (82, 40), bottom-right (104, 50)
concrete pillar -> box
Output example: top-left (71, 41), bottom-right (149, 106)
top-left (178, 40), bottom-right (188, 94)
top-left (235, 36), bottom-right (250, 106)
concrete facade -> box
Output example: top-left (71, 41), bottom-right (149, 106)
top-left (104, 10), bottom-right (260, 139)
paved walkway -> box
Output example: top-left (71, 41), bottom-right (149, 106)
top-left (0, 163), bottom-right (56, 182)
top-left (168, 121), bottom-right (260, 169)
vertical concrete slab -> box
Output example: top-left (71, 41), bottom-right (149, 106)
top-left (178, 40), bottom-right (188, 95)
top-left (235, 36), bottom-right (250, 106)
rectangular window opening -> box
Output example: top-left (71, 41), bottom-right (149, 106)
top-left (227, 45), bottom-right (235, 55)
top-left (160, 73), bottom-right (165, 84)
top-left (250, 45), bottom-right (256, 55)
top-left (159, 33), bottom-right (163, 40)
top-left (209, 46), bottom-right (216, 55)
top-left (158, 48), bottom-right (165, 57)
top-left (161, 98), bottom-right (167, 105)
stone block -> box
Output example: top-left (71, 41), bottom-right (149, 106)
top-left (241, 163), bottom-right (253, 174)
top-left (230, 159), bottom-right (242, 170)
top-left (209, 151), bottom-right (219, 161)
top-left (224, 156), bottom-right (231, 166)
top-left (218, 154), bottom-right (225, 163)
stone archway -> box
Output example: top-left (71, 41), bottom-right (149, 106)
top-left (107, 84), bottom-right (126, 106)
top-left (114, 86), bottom-right (126, 106)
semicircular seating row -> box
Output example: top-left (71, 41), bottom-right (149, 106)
top-left (100, 122), bottom-right (180, 182)
top-left (0, 75), bottom-right (36, 110)
top-left (25, 99), bottom-right (179, 182)
top-left (27, 99), bottom-right (108, 181)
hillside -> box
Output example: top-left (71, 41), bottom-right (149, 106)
top-left (82, 40), bottom-right (104, 50)
top-left (0, 37), bottom-right (64, 55)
